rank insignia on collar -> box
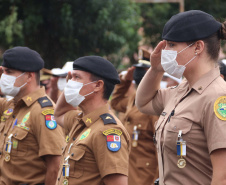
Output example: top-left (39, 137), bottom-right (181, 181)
top-left (45, 115), bottom-right (57, 130)
top-left (26, 96), bottom-right (32, 101)
top-left (103, 129), bottom-right (122, 152)
top-left (86, 118), bottom-right (92, 123)
top-left (79, 129), bottom-right (91, 140)
top-left (214, 96), bottom-right (226, 120)
top-left (3, 109), bottom-right (13, 116)
top-left (100, 113), bottom-right (117, 125)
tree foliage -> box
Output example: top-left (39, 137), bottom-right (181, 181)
top-left (140, 0), bottom-right (226, 51)
top-left (0, 0), bottom-right (141, 69)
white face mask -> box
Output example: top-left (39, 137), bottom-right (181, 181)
top-left (160, 81), bottom-right (168, 89)
top-left (0, 73), bottom-right (27, 97)
top-left (57, 78), bottom-right (67, 91)
top-left (64, 80), bottom-right (96, 107)
top-left (161, 43), bottom-right (196, 79)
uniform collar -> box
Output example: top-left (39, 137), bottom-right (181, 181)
top-left (21, 87), bottom-right (46, 107)
top-left (192, 67), bottom-right (220, 94)
top-left (82, 104), bottom-right (110, 127)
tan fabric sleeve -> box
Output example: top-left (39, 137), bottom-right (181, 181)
top-left (203, 95), bottom-right (226, 154)
top-left (92, 128), bottom-right (130, 178)
top-left (32, 107), bottom-right (65, 157)
top-left (110, 77), bottom-right (132, 113)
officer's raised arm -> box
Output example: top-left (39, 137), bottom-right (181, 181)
top-left (54, 74), bottom-right (76, 128)
top-left (135, 41), bottom-right (165, 114)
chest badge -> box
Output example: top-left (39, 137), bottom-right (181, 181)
top-left (79, 129), bottom-right (91, 140)
top-left (21, 112), bottom-right (30, 126)
top-left (214, 96), bottom-right (226, 120)
top-left (103, 129), bottom-right (122, 152)
top-left (3, 108), bottom-right (13, 116)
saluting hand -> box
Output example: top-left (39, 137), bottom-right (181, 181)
top-left (66, 71), bottom-right (72, 82)
top-left (150, 40), bottom-right (166, 72)
top-left (123, 66), bottom-right (135, 81)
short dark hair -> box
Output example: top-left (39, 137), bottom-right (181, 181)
top-left (35, 71), bottom-right (40, 85)
top-left (90, 74), bottom-right (115, 100)
top-left (186, 32), bottom-right (220, 62)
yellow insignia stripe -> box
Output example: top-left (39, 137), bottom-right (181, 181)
top-left (86, 118), bottom-right (92, 123)
top-left (105, 116), bottom-right (112, 120)
top-left (214, 96), bottom-right (226, 121)
top-left (42, 109), bottom-right (54, 115)
top-left (103, 129), bottom-right (122, 136)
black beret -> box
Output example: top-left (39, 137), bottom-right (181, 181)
top-left (2, 46), bottom-right (44, 72)
top-left (162, 10), bottom-right (222, 42)
top-left (73, 56), bottom-right (120, 84)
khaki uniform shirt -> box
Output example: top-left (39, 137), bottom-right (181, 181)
top-left (144, 67), bottom-right (226, 185)
top-left (111, 78), bottom-right (159, 185)
top-left (0, 87), bottom-right (65, 185)
top-left (56, 104), bottom-right (130, 185)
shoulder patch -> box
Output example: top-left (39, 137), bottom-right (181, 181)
top-left (103, 129), bottom-right (122, 152)
top-left (45, 114), bottom-right (57, 130)
top-left (214, 96), bottom-right (226, 120)
top-left (38, 96), bottom-right (53, 108)
top-left (100, 113), bottom-right (117, 125)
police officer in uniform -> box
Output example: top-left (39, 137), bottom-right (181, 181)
top-left (54, 56), bottom-right (130, 185)
top-left (136, 10), bottom-right (226, 184)
top-left (0, 47), bottom-right (65, 185)
top-left (111, 49), bottom-right (159, 185)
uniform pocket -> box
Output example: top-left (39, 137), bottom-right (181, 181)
top-left (69, 147), bottom-right (85, 178)
top-left (10, 127), bottom-right (29, 156)
top-left (164, 117), bottom-right (192, 154)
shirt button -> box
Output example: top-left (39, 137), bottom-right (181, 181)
top-left (138, 124), bottom-right (142, 128)
top-left (173, 126), bottom-right (177, 130)
top-left (127, 121), bottom-right (130, 125)
top-left (73, 137), bottom-right (76, 141)
top-left (14, 134), bottom-right (17, 137)
top-left (4, 133), bottom-right (7, 136)
top-left (198, 86), bottom-right (202, 90)
top-left (146, 162), bottom-right (150, 166)
top-left (58, 177), bottom-right (60, 181)
top-left (62, 147), bottom-right (64, 150)
top-left (71, 153), bottom-right (74, 157)
top-left (12, 115), bottom-right (15, 118)
top-left (0, 152), bottom-right (2, 155)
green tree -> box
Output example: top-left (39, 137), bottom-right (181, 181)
top-left (140, 0), bottom-right (226, 50)
top-left (0, 0), bottom-right (141, 69)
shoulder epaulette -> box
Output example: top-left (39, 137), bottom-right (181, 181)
top-left (100, 113), bottom-right (117, 125)
top-left (38, 96), bottom-right (53, 108)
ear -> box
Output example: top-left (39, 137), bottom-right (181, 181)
top-left (93, 80), bottom-right (104, 93)
top-left (194, 40), bottom-right (205, 55)
top-left (26, 72), bottom-right (35, 83)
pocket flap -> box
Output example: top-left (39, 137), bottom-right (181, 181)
top-left (166, 117), bottom-right (192, 134)
top-left (12, 127), bottom-right (29, 140)
top-left (70, 147), bottom-right (85, 161)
